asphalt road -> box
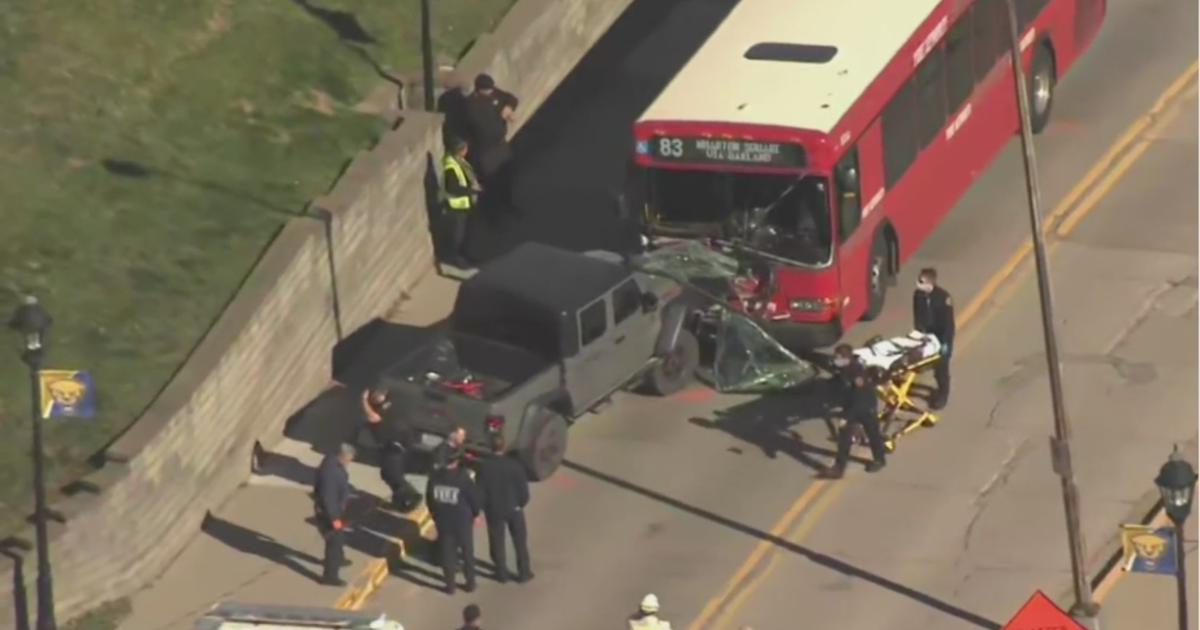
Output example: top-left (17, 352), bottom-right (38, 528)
top-left (367, 0), bottom-right (1199, 627)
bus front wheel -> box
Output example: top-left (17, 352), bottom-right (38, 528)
top-left (860, 237), bottom-right (890, 322)
top-left (1028, 44), bottom-right (1057, 134)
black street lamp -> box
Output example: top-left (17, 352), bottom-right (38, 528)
top-left (8, 296), bottom-right (56, 630)
top-left (419, 0), bottom-right (435, 112)
top-left (1155, 445), bottom-right (1197, 630)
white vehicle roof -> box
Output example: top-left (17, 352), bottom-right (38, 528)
top-left (638, 0), bottom-right (943, 134)
top-left (194, 603), bottom-right (404, 630)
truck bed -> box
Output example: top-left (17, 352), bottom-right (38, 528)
top-left (449, 333), bottom-right (553, 399)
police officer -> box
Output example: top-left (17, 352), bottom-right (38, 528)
top-left (313, 443), bottom-right (355, 586)
top-left (476, 434), bottom-right (533, 583)
top-left (464, 74), bottom-right (517, 178)
top-left (629, 594), bottom-right (672, 630)
top-left (442, 138), bottom-right (481, 267)
top-left (912, 267), bottom-right (955, 409)
top-left (361, 389), bottom-right (421, 512)
top-left (426, 453), bottom-right (482, 594)
top-left (432, 426), bottom-right (467, 471)
top-left (819, 345), bottom-right (887, 479)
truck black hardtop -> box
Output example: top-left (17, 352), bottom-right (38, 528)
top-left (375, 242), bottom-right (698, 480)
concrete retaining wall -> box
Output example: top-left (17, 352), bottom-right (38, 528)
top-left (0, 0), bottom-right (640, 624)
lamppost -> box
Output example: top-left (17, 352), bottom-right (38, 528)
top-left (8, 296), bottom-right (56, 630)
top-left (1155, 446), bottom-right (1197, 630)
top-left (419, 0), bottom-right (435, 112)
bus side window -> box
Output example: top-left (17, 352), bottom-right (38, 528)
top-left (971, 0), bottom-right (1004, 81)
top-left (916, 43), bottom-right (947, 150)
top-left (835, 148), bottom-right (862, 243)
top-left (881, 80), bottom-right (917, 189)
top-left (946, 13), bottom-right (974, 113)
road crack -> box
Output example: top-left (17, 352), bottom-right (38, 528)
top-left (959, 438), bottom-right (1034, 559)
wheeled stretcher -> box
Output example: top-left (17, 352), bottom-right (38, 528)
top-left (840, 331), bottom-right (943, 453)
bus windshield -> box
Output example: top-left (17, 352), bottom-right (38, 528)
top-left (646, 168), bottom-right (833, 267)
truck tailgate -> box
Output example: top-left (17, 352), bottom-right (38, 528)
top-left (390, 382), bottom-right (491, 447)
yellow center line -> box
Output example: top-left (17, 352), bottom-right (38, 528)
top-left (706, 482), bottom-right (847, 630)
top-left (685, 480), bottom-right (831, 630)
top-left (686, 59), bottom-right (1199, 630)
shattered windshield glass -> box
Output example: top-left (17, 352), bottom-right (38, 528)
top-left (634, 241), bottom-right (818, 393)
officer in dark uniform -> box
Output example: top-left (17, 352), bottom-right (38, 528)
top-left (463, 73), bottom-right (517, 181)
top-left (426, 453), bottom-right (482, 594)
top-left (361, 389), bottom-right (422, 512)
top-left (912, 267), bottom-right (955, 409)
top-left (313, 444), bottom-right (355, 586)
top-left (432, 426), bottom-right (467, 471)
top-left (476, 434), bottom-right (533, 583)
top-left (819, 345), bottom-right (887, 479)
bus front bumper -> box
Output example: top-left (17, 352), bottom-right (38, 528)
top-left (763, 319), bottom-right (843, 350)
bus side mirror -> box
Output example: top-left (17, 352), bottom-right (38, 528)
top-left (640, 292), bottom-right (659, 313)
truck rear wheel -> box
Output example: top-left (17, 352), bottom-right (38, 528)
top-left (518, 410), bottom-right (568, 481)
top-left (645, 329), bottom-right (699, 396)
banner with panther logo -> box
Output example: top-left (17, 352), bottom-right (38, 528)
top-left (38, 369), bottom-right (97, 419)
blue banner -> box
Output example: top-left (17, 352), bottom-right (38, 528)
top-left (1120, 524), bottom-right (1178, 575)
top-left (38, 369), bottom-right (97, 419)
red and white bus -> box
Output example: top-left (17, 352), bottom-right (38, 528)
top-left (631, 0), bottom-right (1105, 346)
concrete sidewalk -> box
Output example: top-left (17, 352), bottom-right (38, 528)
top-left (116, 273), bottom-right (461, 630)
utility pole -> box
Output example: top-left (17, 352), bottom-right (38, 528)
top-left (1001, 1), bottom-right (1100, 628)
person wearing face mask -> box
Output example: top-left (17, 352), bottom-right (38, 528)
top-left (912, 268), bottom-right (955, 410)
top-left (820, 344), bottom-right (888, 479)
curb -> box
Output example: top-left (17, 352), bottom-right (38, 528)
top-left (335, 468), bottom-right (478, 609)
top-left (335, 506), bottom-right (435, 610)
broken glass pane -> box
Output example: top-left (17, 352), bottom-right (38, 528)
top-left (710, 309), bottom-right (817, 393)
top-left (633, 242), bottom-right (817, 393)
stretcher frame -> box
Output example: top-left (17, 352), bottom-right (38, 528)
top-left (874, 353), bottom-right (941, 452)
top-left (830, 351), bottom-right (942, 454)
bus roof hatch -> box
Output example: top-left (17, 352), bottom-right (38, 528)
top-left (744, 43), bottom-right (838, 64)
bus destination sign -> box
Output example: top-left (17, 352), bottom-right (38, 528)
top-left (648, 135), bottom-right (806, 168)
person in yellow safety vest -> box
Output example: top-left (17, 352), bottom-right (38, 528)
top-left (628, 594), bottom-right (671, 630)
top-left (442, 137), bottom-right (482, 267)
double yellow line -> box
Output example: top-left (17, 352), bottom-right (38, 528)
top-left (686, 59), bottom-right (1199, 630)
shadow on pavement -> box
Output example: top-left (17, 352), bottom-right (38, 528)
top-left (298, 495), bottom-right (424, 561)
top-left (202, 514), bottom-right (324, 582)
top-left (1, 547), bottom-right (29, 630)
top-left (688, 379), bottom-right (849, 471)
top-left (283, 388), bottom-right (365, 460)
top-left (562, 460), bottom-right (1002, 630)
top-left (391, 541), bottom-right (504, 592)
top-left (331, 318), bottom-right (444, 392)
top-left (256, 451), bottom-right (318, 487)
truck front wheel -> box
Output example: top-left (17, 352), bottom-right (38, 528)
top-left (645, 329), bottom-right (699, 396)
top-left (518, 410), bottom-right (568, 481)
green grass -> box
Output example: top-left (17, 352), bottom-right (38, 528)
top-left (0, 0), bottom-right (515, 534)
top-left (63, 598), bottom-right (132, 630)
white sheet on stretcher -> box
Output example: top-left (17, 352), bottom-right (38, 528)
top-left (853, 331), bottom-right (942, 370)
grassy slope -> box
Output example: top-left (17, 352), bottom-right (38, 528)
top-left (0, 0), bottom-right (514, 532)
